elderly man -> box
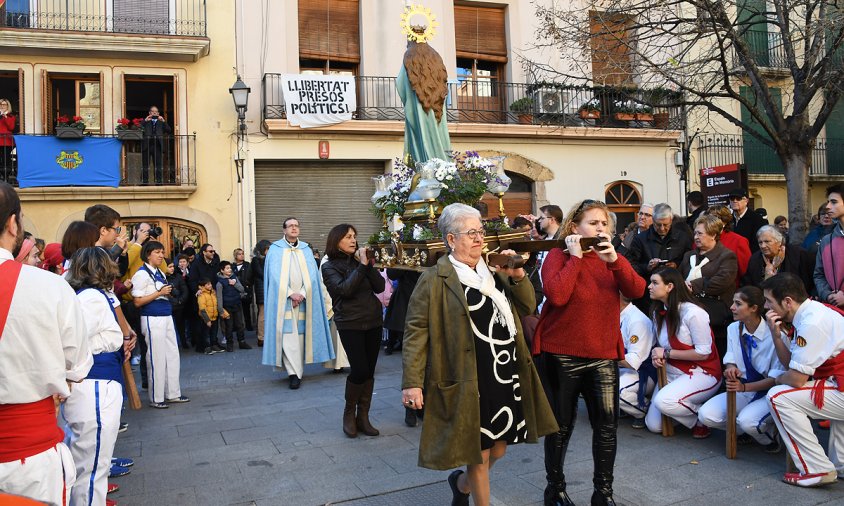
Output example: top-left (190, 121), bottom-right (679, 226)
top-left (262, 218), bottom-right (334, 389)
top-left (626, 203), bottom-right (692, 279)
top-left (621, 204), bottom-right (654, 253)
top-left (729, 188), bottom-right (768, 252)
top-left (0, 182), bottom-right (92, 505)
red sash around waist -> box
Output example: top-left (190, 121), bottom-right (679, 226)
top-left (667, 331), bottom-right (722, 378)
top-left (0, 397), bottom-right (64, 463)
top-left (811, 352), bottom-right (844, 410)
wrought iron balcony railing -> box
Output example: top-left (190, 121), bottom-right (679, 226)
top-left (263, 74), bottom-right (684, 130)
top-left (696, 133), bottom-right (844, 176)
top-left (1, 0), bottom-right (206, 37)
top-left (0, 133), bottom-right (197, 188)
top-left (735, 29), bottom-right (790, 70)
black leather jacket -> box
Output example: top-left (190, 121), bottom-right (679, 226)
top-left (321, 255), bottom-right (385, 331)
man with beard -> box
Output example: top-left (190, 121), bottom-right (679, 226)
top-left (529, 205), bottom-right (563, 312)
top-left (0, 181), bottom-right (92, 505)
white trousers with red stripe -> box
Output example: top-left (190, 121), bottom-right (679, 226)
top-left (62, 379), bottom-right (122, 506)
top-left (142, 315), bottom-right (182, 404)
top-left (0, 443), bottom-right (75, 506)
top-left (767, 379), bottom-right (844, 476)
top-left (645, 367), bottom-right (721, 433)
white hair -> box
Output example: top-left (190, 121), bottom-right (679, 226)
top-left (439, 203), bottom-right (481, 249)
top-left (756, 225), bottom-right (785, 245)
top-left (653, 203), bottom-right (673, 220)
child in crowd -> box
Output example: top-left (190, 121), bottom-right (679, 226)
top-left (216, 261), bottom-right (250, 352)
top-left (197, 278), bottom-right (223, 354)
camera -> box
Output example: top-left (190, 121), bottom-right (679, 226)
top-left (149, 226), bottom-right (163, 239)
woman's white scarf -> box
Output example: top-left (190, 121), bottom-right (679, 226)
top-left (448, 255), bottom-right (518, 338)
top-left (685, 254), bottom-right (710, 282)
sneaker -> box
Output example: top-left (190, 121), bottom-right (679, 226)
top-left (782, 470), bottom-right (838, 487)
top-left (448, 469), bottom-right (470, 506)
top-left (204, 347), bottom-right (213, 355)
top-left (765, 435), bottom-right (784, 454)
top-left (238, 340), bottom-right (252, 350)
top-left (692, 424), bottom-right (711, 439)
top-left (148, 402), bottom-right (168, 409)
top-left (166, 396), bottom-right (190, 403)
top-left (111, 457), bottom-right (134, 467)
top-left (210, 345), bottom-right (225, 354)
top-left (107, 483), bottom-right (119, 494)
top-left (117, 422), bottom-right (128, 433)
top-left (109, 464), bottom-right (131, 478)
top-left (631, 417), bottom-right (645, 429)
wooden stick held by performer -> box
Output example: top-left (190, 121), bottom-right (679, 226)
top-left (657, 366), bottom-right (674, 437)
top-left (726, 390), bottom-right (737, 459)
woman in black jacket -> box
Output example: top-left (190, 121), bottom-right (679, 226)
top-left (251, 240), bottom-right (271, 347)
top-left (321, 224), bottom-right (385, 439)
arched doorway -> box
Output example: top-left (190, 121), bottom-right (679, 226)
top-left (479, 171), bottom-right (534, 219)
top-left (605, 181), bottom-right (642, 234)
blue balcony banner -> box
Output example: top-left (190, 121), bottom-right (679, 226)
top-left (14, 136), bottom-right (122, 188)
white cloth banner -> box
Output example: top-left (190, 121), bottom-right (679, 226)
top-left (281, 74), bottom-right (356, 128)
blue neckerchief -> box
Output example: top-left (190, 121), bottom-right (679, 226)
top-left (74, 287), bottom-right (124, 389)
top-left (637, 358), bottom-right (658, 408)
top-left (739, 323), bottom-right (765, 401)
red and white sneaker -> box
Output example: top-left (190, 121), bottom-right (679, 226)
top-left (107, 483), bottom-right (119, 495)
top-left (782, 470), bottom-right (837, 487)
top-left (692, 424), bottom-right (711, 439)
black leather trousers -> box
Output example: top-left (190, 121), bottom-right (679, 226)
top-left (540, 353), bottom-right (619, 498)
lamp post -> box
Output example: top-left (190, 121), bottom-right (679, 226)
top-left (229, 76), bottom-right (251, 182)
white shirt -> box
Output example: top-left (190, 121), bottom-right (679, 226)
top-left (656, 302), bottom-right (713, 376)
top-left (621, 303), bottom-right (655, 371)
top-left (131, 263), bottom-right (168, 301)
top-left (0, 248), bottom-right (92, 404)
top-left (789, 300), bottom-right (844, 376)
top-left (723, 319), bottom-right (783, 379)
top-left (76, 289), bottom-right (123, 355)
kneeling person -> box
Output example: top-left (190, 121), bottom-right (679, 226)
top-left (763, 273), bottom-right (844, 487)
top-left (698, 286), bottom-right (783, 451)
top-left (618, 295), bottom-right (656, 428)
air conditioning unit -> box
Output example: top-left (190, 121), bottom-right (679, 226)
top-left (533, 88), bottom-right (577, 114)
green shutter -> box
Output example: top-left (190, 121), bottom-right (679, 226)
top-left (740, 85), bottom-right (783, 174)
top-left (826, 100), bottom-right (844, 175)
top-left (737, 0), bottom-right (770, 67)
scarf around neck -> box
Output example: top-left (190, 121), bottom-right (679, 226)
top-left (448, 255), bottom-right (517, 338)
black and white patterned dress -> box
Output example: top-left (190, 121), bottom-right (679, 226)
top-left (463, 284), bottom-right (527, 450)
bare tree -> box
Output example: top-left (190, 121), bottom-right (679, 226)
top-left (526, 0), bottom-right (844, 241)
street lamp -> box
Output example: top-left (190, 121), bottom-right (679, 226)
top-left (229, 76), bottom-right (251, 133)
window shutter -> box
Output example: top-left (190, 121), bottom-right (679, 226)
top-left (454, 5), bottom-right (507, 63)
top-left (740, 85), bottom-right (783, 174)
top-left (590, 11), bottom-right (635, 86)
top-left (298, 0), bottom-right (360, 63)
top-left (113, 0), bottom-right (169, 34)
top-left (17, 68), bottom-right (24, 133)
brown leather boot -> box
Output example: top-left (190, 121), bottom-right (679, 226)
top-left (343, 379), bottom-right (362, 438)
top-left (356, 378), bottom-right (380, 436)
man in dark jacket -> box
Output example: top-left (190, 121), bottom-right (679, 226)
top-left (188, 243), bottom-right (220, 343)
top-left (233, 248), bottom-right (254, 331)
top-left (729, 187), bottom-right (768, 252)
top-left (141, 105), bottom-right (172, 185)
top-left (685, 191), bottom-right (707, 228)
top-left (166, 259), bottom-right (189, 348)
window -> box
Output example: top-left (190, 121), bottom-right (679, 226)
top-left (299, 59), bottom-right (357, 76)
top-left (454, 4), bottom-right (507, 123)
top-left (478, 172), bottom-right (533, 219)
top-left (2, 0), bottom-right (30, 28)
top-left (122, 75), bottom-right (178, 184)
top-left (298, 0), bottom-right (360, 70)
top-left (43, 74), bottom-right (103, 134)
top-left (739, 85), bottom-right (783, 174)
top-left (589, 11), bottom-right (636, 87)
top-left (605, 181), bottom-right (641, 234)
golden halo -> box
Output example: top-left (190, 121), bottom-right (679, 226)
top-left (400, 4), bottom-right (439, 44)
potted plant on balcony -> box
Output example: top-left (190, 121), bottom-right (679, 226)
top-left (509, 97), bottom-right (534, 124)
top-left (578, 99), bottom-right (601, 120)
top-left (116, 117), bottom-right (144, 140)
top-left (55, 115), bottom-right (86, 139)
top-left (613, 100), bottom-right (654, 122)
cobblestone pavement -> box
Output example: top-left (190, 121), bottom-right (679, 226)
top-left (110, 333), bottom-right (844, 505)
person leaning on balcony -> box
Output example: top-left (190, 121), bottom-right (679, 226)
top-left (0, 98), bottom-right (17, 184)
top-left (401, 203), bottom-right (556, 506)
top-left (141, 106), bottom-right (172, 186)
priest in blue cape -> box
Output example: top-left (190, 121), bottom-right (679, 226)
top-left (262, 217), bottom-right (334, 389)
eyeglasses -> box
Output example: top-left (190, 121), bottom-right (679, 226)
top-left (729, 196), bottom-right (745, 201)
top-left (452, 229), bottom-right (485, 239)
top-left (206, 249), bottom-right (216, 254)
top-left (110, 226), bottom-right (122, 233)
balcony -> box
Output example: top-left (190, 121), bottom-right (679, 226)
top-left (696, 133), bottom-right (844, 177)
top-left (263, 74), bottom-right (684, 133)
top-left (0, 0), bottom-right (209, 62)
top-left (1, 133), bottom-right (197, 199)
top-left (734, 30), bottom-right (790, 72)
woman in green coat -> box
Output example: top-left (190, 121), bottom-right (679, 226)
top-left (401, 203), bottom-right (558, 506)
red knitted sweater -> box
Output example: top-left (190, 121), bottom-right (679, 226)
top-left (531, 249), bottom-right (646, 360)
